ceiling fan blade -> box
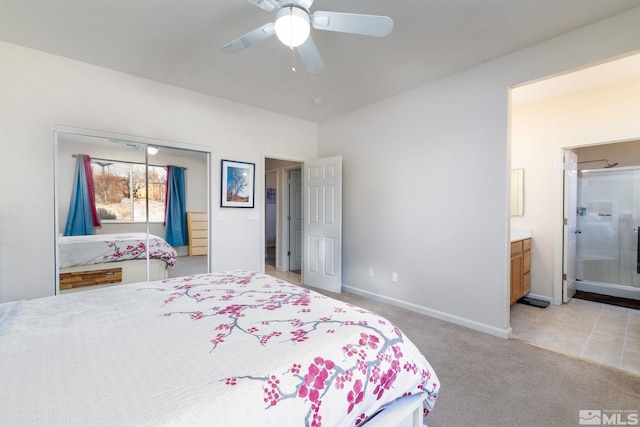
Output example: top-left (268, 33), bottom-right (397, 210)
top-left (292, 0), bottom-right (315, 9)
top-left (222, 23), bottom-right (275, 53)
top-left (246, 0), bottom-right (280, 12)
top-left (312, 11), bottom-right (393, 37)
top-left (296, 36), bottom-right (324, 74)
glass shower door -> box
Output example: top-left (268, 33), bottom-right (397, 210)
top-left (576, 168), bottom-right (640, 290)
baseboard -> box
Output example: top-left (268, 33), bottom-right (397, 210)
top-left (342, 285), bottom-right (512, 339)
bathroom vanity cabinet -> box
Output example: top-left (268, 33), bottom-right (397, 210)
top-left (510, 238), bottom-right (531, 305)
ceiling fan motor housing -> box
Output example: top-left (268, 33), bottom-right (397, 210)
top-left (274, 5), bottom-right (311, 47)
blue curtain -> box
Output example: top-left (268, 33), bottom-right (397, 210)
top-left (64, 155), bottom-right (100, 236)
top-left (165, 166), bottom-right (187, 246)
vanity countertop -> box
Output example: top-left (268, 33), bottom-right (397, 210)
top-left (511, 228), bottom-right (532, 242)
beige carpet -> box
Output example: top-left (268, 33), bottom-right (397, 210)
top-left (309, 288), bottom-right (640, 427)
top-left (167, 255), bottom-right (208, 278)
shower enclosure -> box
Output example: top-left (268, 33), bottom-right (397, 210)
top-left (576, 166), bottom-right (640, 300)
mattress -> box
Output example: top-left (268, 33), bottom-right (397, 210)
top-left (0, 271), bottom-right (439, 426)
top-left (58, 232), bottom-right (178, 269)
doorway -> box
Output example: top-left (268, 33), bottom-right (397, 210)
top-left (573, 162), bottom-right (640, 300)
top-left (264, 158), bottom-right (302, 273)
top-left (564, 141), bottom-right (640, 301)
top-left (510, 52), bottom-right (640, 307)
top-left (264, 155), bottom-right (343, 293)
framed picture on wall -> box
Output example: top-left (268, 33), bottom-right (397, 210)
top-left (221, 159), bottom-right (255, 208)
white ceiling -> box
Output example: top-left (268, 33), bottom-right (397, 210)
top-left (1, 0), bottom-right (640, 122)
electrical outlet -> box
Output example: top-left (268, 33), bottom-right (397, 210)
top-left (368, 267), bottom-right (374, 277)
top-left (391, 272), bottom-right (398, 282)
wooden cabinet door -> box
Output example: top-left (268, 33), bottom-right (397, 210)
top-left (510, 253), bottom-right (523, 305)
top-left (523, 249), bottom-right (531, 296)
top-left (523, 272), bottom-right (531, 296)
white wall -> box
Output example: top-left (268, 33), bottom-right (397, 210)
top-left (511, 74), bottom-right (640, 302)
top-left (0, 40), bottom-right (317, 303)
top-left (318, 7), bottom-right (640, 337)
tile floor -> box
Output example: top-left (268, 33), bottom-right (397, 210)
top-left (510, 298), bottom-right (640, 374)
top-left (266, 266), bottom-right (640, 375)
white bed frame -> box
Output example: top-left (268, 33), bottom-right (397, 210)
top-left (365, 394), bottom-right (425, 427)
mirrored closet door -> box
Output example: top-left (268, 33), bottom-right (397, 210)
top-left (54, 129), bottom-right (210, 294)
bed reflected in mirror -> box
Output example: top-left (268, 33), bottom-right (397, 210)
top-left (54, 130), bottom-right (211, 294)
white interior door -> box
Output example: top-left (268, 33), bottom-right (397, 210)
top-left (303, 156), bottom-right (342, 293)
top-left (288, 169), bottom-right (302, 271)
top-left (563, 150), bottom-right (578, 302)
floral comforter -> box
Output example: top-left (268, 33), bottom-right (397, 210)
top-left (0, 271), bottom-right (439, 426)
top-left (58, 232), bottom-right (178, 268)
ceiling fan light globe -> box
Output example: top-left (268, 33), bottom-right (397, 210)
top-left (275, 7), bottom-right (310, 47)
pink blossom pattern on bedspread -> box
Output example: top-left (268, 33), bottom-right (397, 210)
top-left (58, 232), bottom-right (177, 268)
top-left (0, 271), bottom-right (439, 427)
top-left (157, 271), bottom-right (440, 426)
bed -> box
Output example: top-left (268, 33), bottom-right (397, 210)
top-left (58, 233), bottom-right (178, 290)
top-left (0, 271), bottom-right (440, 426)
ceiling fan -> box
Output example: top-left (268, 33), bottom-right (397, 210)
top-left (222, 0), bottom-right (393, 74)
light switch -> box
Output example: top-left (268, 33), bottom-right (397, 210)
top-left (217, 211), bottom-right (224, 221)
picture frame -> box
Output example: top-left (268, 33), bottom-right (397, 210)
top-left (221, 159), bottom-right (255, 208)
